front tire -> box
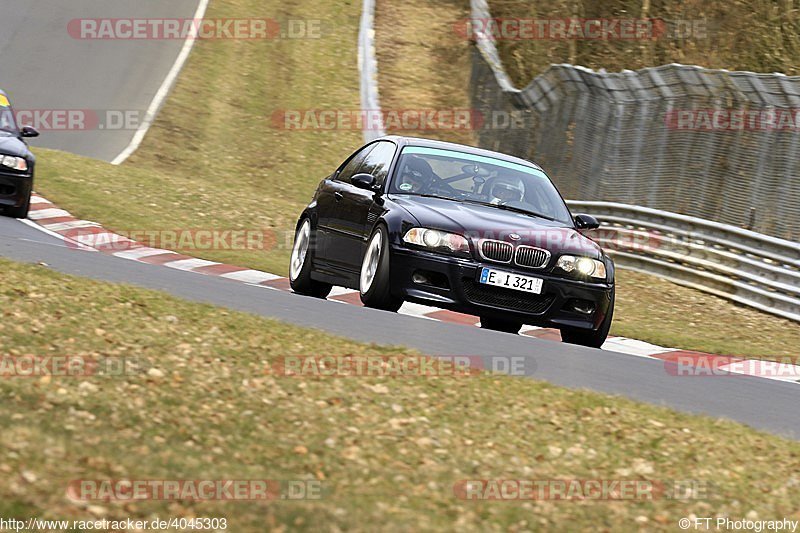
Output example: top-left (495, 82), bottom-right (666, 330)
top-left (359, 226), bottom-right (403, 311)
top-left (480, 316), bottom-right (522, 334)
top-left (289, 218), bottom-right (332, 298)
top-left (560, 288), bottom-right (615, 348)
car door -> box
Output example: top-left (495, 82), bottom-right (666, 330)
top-left (317, 143), bottom-right (375, 269)
top-left (333, 140), bottom-right (398, 271)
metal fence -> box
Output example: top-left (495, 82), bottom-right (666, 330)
top-left (469, 0), bottom-right (800, 243)
top-left (359, 0), bottom-right (385, 142)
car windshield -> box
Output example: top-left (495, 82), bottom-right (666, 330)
top-left (0, 96), bottom-right (18, 135)
top-left (388, 146), bottom-right (573, 224)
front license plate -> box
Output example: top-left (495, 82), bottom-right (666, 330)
top-left (479, 267), bottom-right (543, 294)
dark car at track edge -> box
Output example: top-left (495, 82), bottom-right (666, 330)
top-left (289, 136), bottom-right (614, 347)
top-left (0, 90), bottom-right (39, 219)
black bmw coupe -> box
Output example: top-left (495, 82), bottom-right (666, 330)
top-left (289, 136), bottom-right (614, 347)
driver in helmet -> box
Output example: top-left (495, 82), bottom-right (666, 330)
top-left (489, 177), bottom-right (525, 205)
top-left (396, 155), bottom-right (435, 193)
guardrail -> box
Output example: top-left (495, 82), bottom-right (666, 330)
top-left (567, 201), bottom-right (800, 322)
top-left (358, 0), bottom-right (386, 142)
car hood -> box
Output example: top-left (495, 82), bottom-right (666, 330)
top-left (390, 194), bottom-right (603, 258)
top-left (0, 134), bottom-right (32, 159)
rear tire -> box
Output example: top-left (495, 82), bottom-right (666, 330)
top-left (359, 226), bottom-right (403, 312)
top-left (4, 195), bottom-right (30, 219)
top-left (480, 316), bottom-right (522, 334)
top-left (560, 288), bottom-right (615, 348)
top-left (289, 218), bottom-right (332, 298)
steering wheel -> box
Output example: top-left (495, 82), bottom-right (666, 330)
top-left (426, 177), bottom-right (461, 197)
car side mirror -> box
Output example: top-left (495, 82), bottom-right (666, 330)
top-left (20, 126), bottom-right (39, 138)
top-left (574, 214), bottom-right (600, 230)
top-left (351, 173), bottom-right (377, 191)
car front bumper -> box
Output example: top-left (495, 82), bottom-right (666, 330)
top-left (0, 170), bottom-right (33, 209)
top-left (389, 245), bottom-right (614, 331)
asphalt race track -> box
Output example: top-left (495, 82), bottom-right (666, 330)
top-left (2, 215), bottom-right (799, 439)
top-left (0, 0), bottom-right (201, 161)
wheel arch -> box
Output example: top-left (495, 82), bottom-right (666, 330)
top-left (603, 254), bottom-right (616, 284)
top-left (297, 202), bottom-right (319, 231)
top-left (376, 205), bottom-right (418, 248)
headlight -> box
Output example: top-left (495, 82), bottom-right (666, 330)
top-left (403, 228), bottom-right (470, 256)
top-left (556, 255), bottom-right (607, 279)
top-left (1, 155), bottom-right (27, 172)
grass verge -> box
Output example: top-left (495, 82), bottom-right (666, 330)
top-left (488, 0), bottom-right (800, 87)
top-left (374, 0), bottom-right (475, 147)
top-left (613, 270), bottom-right (800, 359)
top-left (2, 258), bottom-right (800, 531)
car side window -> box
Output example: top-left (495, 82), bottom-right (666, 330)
top-left (358, 141), bottom-right (397, 188)
top-left (336, 145), bottom-right (375, 184)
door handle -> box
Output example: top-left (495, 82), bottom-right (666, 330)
top-left (334, 191), bottom-right (344, 201)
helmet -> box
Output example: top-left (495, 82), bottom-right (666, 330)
top-left (397, 155), bottom-right (434, 193)
top-left (490, 178), bottom-right (525, 204)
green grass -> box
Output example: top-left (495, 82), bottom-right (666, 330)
top-left (612, 270), bottom-right (800, 359)
top-left (374, 0), bottom-right (475, 147)
top-left (488, 0), bottom-right (800, 87)
top-left (3, 258), bottom-right (800, 531)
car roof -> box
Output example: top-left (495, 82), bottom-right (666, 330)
top-left (379, 135), bottom-right (544, 171)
